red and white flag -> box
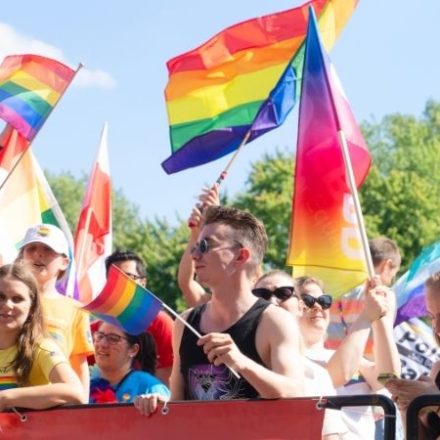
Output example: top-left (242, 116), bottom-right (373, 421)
top-left (74, 123), bottom-right (112, 304)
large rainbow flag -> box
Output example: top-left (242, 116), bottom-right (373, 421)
top-left (0, 54), bottom-right (75, 141)
top-left (162, 0), bottom-right (359, 174)
top-left (287, 7), bottom-right (371, 297)
top-left (83, 265), bottom-right (162, 335)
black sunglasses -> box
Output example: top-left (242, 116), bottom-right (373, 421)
top-left (252, 286), bottom-right (297, 302)
top-left (301, 293), bottom-right (333, 310)
top-left (191, 238), bottom-right (242, 255)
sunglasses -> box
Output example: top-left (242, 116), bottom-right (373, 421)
top-left (191, 238), bottom-right (242, 255)
top-left (93, 331), bottom-right (128, 345)
top-left (252, 286), bottom-right (297, 302)
top-left (301, 293), bottom-right (333, 310)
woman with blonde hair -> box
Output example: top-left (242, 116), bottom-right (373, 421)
top-left (0, 263), bottom-right (84, 410)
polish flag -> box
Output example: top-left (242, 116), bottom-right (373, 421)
top-left (74, 123), bottom-right (112, 304)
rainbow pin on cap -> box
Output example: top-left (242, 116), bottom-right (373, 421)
top-left (19, 224), bottom-right (69, 256)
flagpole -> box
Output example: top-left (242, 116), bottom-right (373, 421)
top-left (337, 129), bottom-right (375, 278)
top-left (160, 301), bottom-right (240, 379)
top-left (188, 130), bottom-right (251, 228)
top-left (0, 62), bottom-right (84, 194)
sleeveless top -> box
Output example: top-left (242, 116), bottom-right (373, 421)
top-left (180, 298), bottom-right (270, 400)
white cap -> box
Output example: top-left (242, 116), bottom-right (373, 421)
top-left (19, 224), bottom-right (70, 256)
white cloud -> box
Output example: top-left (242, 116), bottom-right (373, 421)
top-left (0, 22), bottom-right (116, 89)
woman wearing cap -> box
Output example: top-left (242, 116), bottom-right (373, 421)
top-left (0, 263), bottom-right (85, 410)
top-left (16, 224), bottom-right (94, 400)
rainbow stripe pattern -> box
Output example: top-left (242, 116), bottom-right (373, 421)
top-left (0, 375), bottom-right (18, 390)
top-left (287, 7), bottom-right (371, 297)
top-left (83, 265), bottom-right (162, 335)
top-left (0, 55), bottom-right (75, 141)
top-left (162, 0), bottom-right (359, 174)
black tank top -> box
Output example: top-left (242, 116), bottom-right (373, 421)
top-left (180, 298), bottom-right (270, 400)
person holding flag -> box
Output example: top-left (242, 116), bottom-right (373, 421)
top-left (134, 206), bottom-right (305, 415)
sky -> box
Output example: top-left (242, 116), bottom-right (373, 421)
top-left (1, 1), bottom-right (439, 225)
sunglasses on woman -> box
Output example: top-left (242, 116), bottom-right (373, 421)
top-left (252, 286), bottom-right (298, 302)
top-left (301, 293), bottom-right (333, 310)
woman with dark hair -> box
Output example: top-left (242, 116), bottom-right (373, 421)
top-left (90, 321), bottom-right (170, 404)
top-left (0, 263), bottom-right (84, 410)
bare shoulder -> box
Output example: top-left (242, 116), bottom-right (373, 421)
top-left (430, 360), bottom-right (440, 379)
top-left (260, 303), bottom-right (299, 334)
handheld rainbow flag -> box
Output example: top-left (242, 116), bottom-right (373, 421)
top-left (0, 54), bottom-right (76, 141)
top-left (83, 265), bottom-right (163, 335)
top-left (286, 7), bottom-right (371, 297)
top-left (162, 0), bottom-right (359, 174)
top-left (394, 240), bottom-right (440, 325)
top-left (0, 128), bottom-right (75, 291)
top-left (74, 123), bottom-right (112, 304)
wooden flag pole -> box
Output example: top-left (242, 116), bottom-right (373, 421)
top-left (0, 62), bottom-right (84, 194)
top-left (188, 129), bottom-right (252, 228)
top-left (337, 129), bottom-right (375, 278)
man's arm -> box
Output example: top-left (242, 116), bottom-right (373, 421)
top-left (178, 185), bottom-right (219, 307)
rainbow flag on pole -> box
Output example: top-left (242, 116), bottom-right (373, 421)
top-left (162, 0), bottom-right (359, 174)
top-left (0, 54), bottom-right (75, 141)
top-left (286, 7), bottom-right (371, 297)
top-left (83, 265), bottom-right (163, 335)
top-left (0, 135), bottom-right (74, 271)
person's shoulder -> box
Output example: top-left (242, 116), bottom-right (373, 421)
top-left (35, 337), bottom-right (67, 359)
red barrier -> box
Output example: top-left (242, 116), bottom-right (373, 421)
top-left (0, 398), bottom-right (325, 440)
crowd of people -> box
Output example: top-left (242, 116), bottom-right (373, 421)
top-left (1, 185), bottom-right (440, 439)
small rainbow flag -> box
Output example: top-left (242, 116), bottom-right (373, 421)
top-left (83, 265), bottom-right (163, 335)
top-left (0, 54), bottom-right (75, 141)
top-left (162, 0), bottom-right (359, 174)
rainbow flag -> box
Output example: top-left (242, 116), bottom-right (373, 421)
top-left (394, 240), bottom-right (440, 325)
top-left (74, 123), bottom-right (112, 304)
top-left (286, 7), bottom-right (371, 297)
top-left (83, 265), bottom-right (163, 335)
top-left (0, 54), bottom-right (75, 141)
top-left (161, 0), bottom-right (359, 174)
top-left (0, 127), bottom-right (75, 291)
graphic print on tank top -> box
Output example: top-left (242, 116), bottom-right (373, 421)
top-left (187, 363), bottom-right (246, 400)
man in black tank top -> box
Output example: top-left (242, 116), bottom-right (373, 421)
top-left (134, 206), bottom-right (304, 415)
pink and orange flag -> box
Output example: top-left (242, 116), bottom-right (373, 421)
top-left (74, 123), bottom-right (112, 304)
top-left (287, 7), bottom-right (371, 297)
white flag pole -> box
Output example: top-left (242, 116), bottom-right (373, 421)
top-left (337, 129), bottom-right (375, 278)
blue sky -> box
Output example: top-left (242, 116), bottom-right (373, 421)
top-left (1, 1), bottom-right (439, 225)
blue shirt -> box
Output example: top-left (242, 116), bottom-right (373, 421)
top-left (89, 367), bottom-right (170, 403)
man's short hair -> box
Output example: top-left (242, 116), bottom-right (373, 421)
top-left (105, 249), bottom-right (147, 278)
top-left (295, 276), bottom-right (324, 295)
top-left (204, 206), bottom-right (268, 267)
top-left (369, 236), bottom-right (401, 269)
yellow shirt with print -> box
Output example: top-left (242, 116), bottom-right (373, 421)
top-left (42, 295), bottom-right (94, 363)
top-left (0, 338), bottom-right (68, 389)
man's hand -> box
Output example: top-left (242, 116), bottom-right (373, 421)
top-left (197, 333), bottom-right (246, 371)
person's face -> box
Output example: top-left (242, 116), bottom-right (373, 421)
top-left (298, 283), bottom-right (330, 335)
top-left (0, 276), bottom-right (32, 340)
top-left (191, 223), bottom-right (243, 286)
top-left (425, 287), bottom-right (440, 341)
top-left (378, 259), bottom-right (400, 287)
top-left (21, 243), bottom-right (68, 285)
top-left (253, 274), bottom-right (300, 316)
top-left (113, 260), bottom-right (146, 287)
top-left (93, 322), bottom-right (138, 373)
